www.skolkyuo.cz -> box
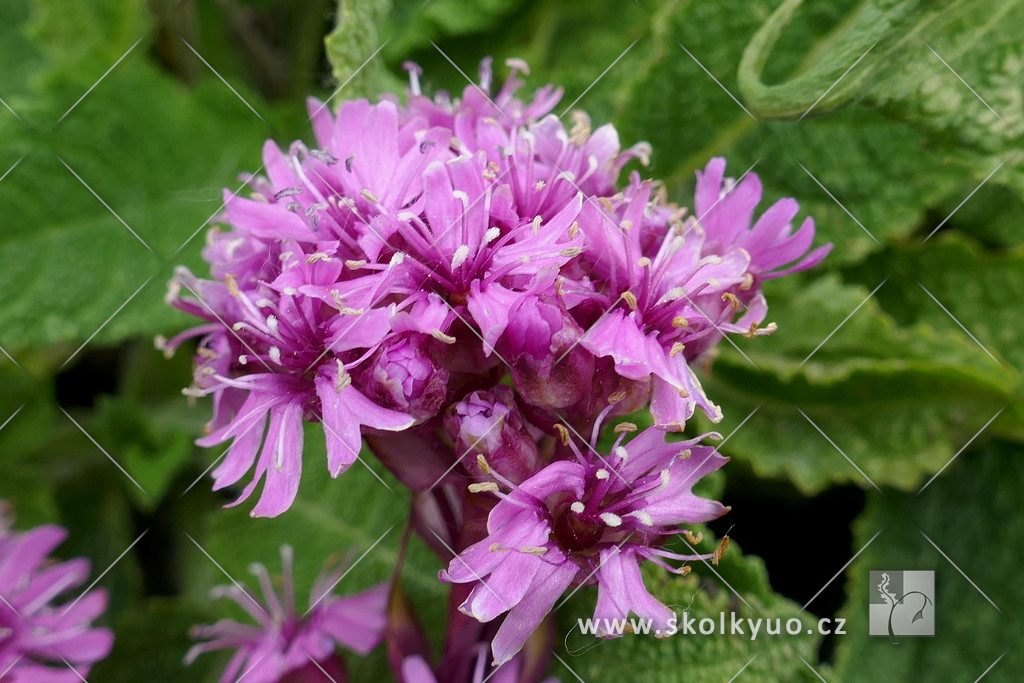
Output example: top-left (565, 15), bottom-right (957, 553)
top-left (577, 613), bottom-right (847, 641)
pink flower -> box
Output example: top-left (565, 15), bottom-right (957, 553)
top-left (162, 253), bottom-right (416, 517)
top-left (186, 546), bottom-right (387, 683)
top-left (572, 162), bottom-right (831, 428)
top-left (695, 158), bottom-right (832, 281)
top-left (0, 504), bottom-right (113, 682)
top-left (440, 423), bottom-right (728, 665)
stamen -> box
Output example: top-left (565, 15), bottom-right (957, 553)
top-left (670, 342), bottom-right (685, 357)
top-left (476, 454), bottom-right (491, 475)
top-left (274, 187), bottom-right (303, 200)
top-left (268, 346), bottom-right (282, 364)
top-left (360, 189), bottom-right (379, 204)
top-left (505, 57), bottom-right (530, 75)
top-left (403, 61), bottom-right (423, 93)
top-left (520, 546), bottom-right (548, 555)
top-left (613, 422), bottom-right (637, 434)
top-left (335, 360), bottom-right (351, 393)
top-left (595, 469), bottom-right (610, 480)
top-left (553, 424), bottom-right (570, 446)
top-left (569, 110), bottom-right (591, 145)
top-left (599, 512), bottom-right (622, 527)
top-left (451, 245), bottom-right (470, 269)
top-left (468, 482), bottom-right (499, 493)
top-left (626, 510), bottom-right (654, 526)
top-left (570, 501), bottom-right (585, 514)
top-left (659, 469), bottom-right (671, 487)
top-left (712, 535), bottom-right (730, 565)
top-left (683, 529), bottom-right (703, 545)
top-left (431, 329), bottom-right (457, 344)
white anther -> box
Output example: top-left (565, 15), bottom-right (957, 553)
top-left (626, 510), bottom-right (654, 526)
top-left (451, 245), bottom-right (470, 269)
top-left (600, 512), bottom-right (622, 527)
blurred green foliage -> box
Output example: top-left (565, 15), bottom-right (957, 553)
top-left (0, 0), bottom-right (1021, 680)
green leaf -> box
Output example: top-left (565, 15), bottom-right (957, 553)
top-left (737, 0), bottom-right (925, 118)
top-left (0, 364), bottom-right (54, 464)
top-left (379, 0), bottom-right (526, 65)
top-left (92, 395), bottom-right (197, 511)
top-left (88, 599), bottom-right (221, 683)
top-left (861, 0), bottom-right (1024, 197)
top-left (0, 463), bottom-right (60, 530)
top-left (739, 0), bottom-right (1024, 199)
top-left (381, 0), bottom-right (653, 128)
top-left (0, 1), bottom-right (277, 352)
top-left (693, 274), bottom-right (1021, 494)
top-left (610, 0), bottom-right (963, 264)
top-left (326, 0), bottom-right (403, 99)
top-left (843, 232), bottom-right (1024, 372)
top-left (833, 440), bottom-right (1023, 680)
top-left (555, 535), bottom-right (826, 682)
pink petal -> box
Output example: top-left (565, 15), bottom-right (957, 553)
top-left (490, 560), bottom-right (576, 665)
top-left (249, 402), bottom-right (304, 518)
top-left (593, 547), bottom-right (673, 632)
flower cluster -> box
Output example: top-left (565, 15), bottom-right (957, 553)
top-left (167, 58), bottom-right (829, 675)
top-left (0, 502), bottom-right (114, 682)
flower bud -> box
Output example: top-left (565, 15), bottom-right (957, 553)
top-left (504, 298), bottom-right (593, 410)
top-left (444, 385), bottom-right (541, 484)
top-left (361, 335), bottom-right (450, 424)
